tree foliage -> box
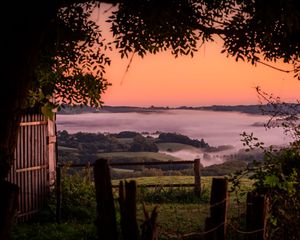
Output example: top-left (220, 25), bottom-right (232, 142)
top-left (28, 2), bottom-right (111, 113)
top-left (110, 0), bottom-right (300, 71)
top-left (26, 0), bottom-right (300, 113)
top-left (231, 90), bottom-right (300, 239)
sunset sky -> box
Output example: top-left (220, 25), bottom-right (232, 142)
top-left (96, 6), bottom-right (300, 107)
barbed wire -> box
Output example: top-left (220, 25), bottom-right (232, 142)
top-left (57, 168), bottom-right (264, 239)
top-left (135, 191), bottom-right (264, 240)
top-left (228, 222), bottom-right (264, 235)
top-left (155, 220), bottom-right (264, 239)
top-left (159, 221), bottom-right (225, 239)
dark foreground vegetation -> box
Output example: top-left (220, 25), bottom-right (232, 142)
top-left (12, 167), bottom-right (252, 240)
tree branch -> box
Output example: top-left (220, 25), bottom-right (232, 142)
top-left (257, 60), bottom-right (294, 73)
top-left (57, 0), bottom-right (120, 8)
top-left (193, 23), bottom-right (227, 35)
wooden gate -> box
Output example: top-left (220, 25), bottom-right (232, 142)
top-left (6, 110), bottom-right (56, 221)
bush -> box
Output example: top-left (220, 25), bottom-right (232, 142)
top-left (231, 133), bottom-right (300, 240)
top-left (60, 166), bottom-right (96, 222)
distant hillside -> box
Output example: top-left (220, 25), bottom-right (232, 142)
top-left (197, 103), bottom-right (300, 115)
top-left (196, 105), bottom-right (264, 114)
top-left (57, 105), bottom-right (164, 114)
top-left (57, 103), bottom-right (300, 115)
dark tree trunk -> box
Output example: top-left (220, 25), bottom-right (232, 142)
top-left (1, 2), bottom-right (57, 179)
top-left (0, 2), bottom-right (57, 239)
top-left (0, 182), bottom-right (19, 240)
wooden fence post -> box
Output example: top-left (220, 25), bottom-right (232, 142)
top-left (246, 192), bottom-right (267, 240)
top-left (205, 178), bottom-right (228, 240)
top-left (94, 159), bottom-right (118, 240)
top-left (0, 181), bottom-right (19, 240)
top-left (119, 180), bottom-right (139, 240)
top-left (56, 166), bottom-right (62, 223)
top-left (194, 158), bottom-right (201, 197)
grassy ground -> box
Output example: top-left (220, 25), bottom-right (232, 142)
top-left (13, 174), bottom-right (253, 240)
top-left (113, 176), bottom-right (253, 192)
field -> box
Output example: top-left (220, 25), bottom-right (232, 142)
top-left (13, 171), bottom-right (253, 240)
top-left (112, 175), bottom-right (253, 192)
top-left (121, 176), bottom-right (253, 238)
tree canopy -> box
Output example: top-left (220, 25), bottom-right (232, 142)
top-left (28, 0), bottom-right (300, 113)
top-left (1, 0), bottom-right (299, 180)
top-left (111, 0), bottom-right (300, 63)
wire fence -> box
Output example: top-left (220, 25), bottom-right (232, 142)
top-left (57, 161), bottom-right (266, 240)
top-left (137, 194), bottom-right (264, 240)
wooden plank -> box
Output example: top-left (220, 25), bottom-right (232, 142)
top-left (26, 114), bottom-right (31, 218)
top-left (48, 115), bottom-right (57, 185)
top-left (21, 114), bottom-right (27, 218)
top-left (110, 160), bottom-right (194, 166)
top-left (35, 114), bottom-right (39, 212)
top-left (19, 121), bottom-right (48, 127)
top-left (44, 118), bottom-right (49, 203)
top-left (17, 209), bottom-right (40, 218)
top-left (33, 117), bottom-right (37, 212)
top-left (29, 115), bottom-right (34, 214)
top-left (32, 113), bottom-right (37, 217)
top-left (32, 114), bottom-right (36, 216)
top-left (37, 115), bottom-right (41, 211)
top-left (48, 135), bottom-right (56, 144)
top-left (34, 115), bottom-right (38, 213)
top-left (17, 116), bottom-right (27, 219)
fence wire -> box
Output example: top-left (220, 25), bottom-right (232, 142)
top-left (135, 189), bottom-right (264, 240)
top-left (57, 164), bottom-right (264, 239)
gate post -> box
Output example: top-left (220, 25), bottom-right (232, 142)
top-left (94, 159), bottom-right (118, 240)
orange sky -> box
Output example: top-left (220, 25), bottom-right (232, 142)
top-left (96, 6), bottom-right (300, 107)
